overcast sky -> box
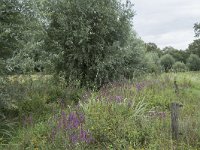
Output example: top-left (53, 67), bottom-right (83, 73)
top-left (131, 0), bottom-right (200, 50)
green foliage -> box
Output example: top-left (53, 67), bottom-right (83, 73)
top-left (1, 72), bottom-right (200, 149)
top-left (46, 0), bottom-right (145, 88)
top-left (0, 0), bottom-right (24, 60)
top-left (0, 114), bottom-right (15, 144)
top-left (186, 54), bottom-right (200, 71)
top-left (18, 97), bottom-right (46, 117)
top-left (81, 98), bottom-right (150, 149)
top-left (172, 61), bottom-right (187, 72)
top-left (160, 54), bottom-right (175, 72)
top-left (162, 46), bottom-right (189, 63)
top-left (194, 22), bottom-right (200, 37)
top-left (187, 39), bottom-right (200, 57)
top-left (145, 42), bottom-right (162, 56)
top-left (145, 52), bottom-right (161, 74)
top-left (0, 77), bottom-right (14, 116)
top-left (0, 0), bottom-right (49, 74)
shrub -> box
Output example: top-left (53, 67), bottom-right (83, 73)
top-left (172, 61), bottom-right (187, 72)
top-left (160, 54), bottom-right (175, 72)
top-left (186, 54), bottom-right (200, 71)
top-left (81, 97), bottom-right (151, 149)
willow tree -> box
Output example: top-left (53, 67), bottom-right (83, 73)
top-left (46, 0), bottom-right (145, 87)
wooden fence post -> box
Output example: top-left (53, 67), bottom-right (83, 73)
top-left (174, 79), bottom-right (179, 94)
top-left (171, 102), bottom-right (183, 141)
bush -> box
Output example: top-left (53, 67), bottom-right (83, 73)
top-left (81, 97), bottom-right (151, 149)
top-left (186, 54), bottom-right (200, 71)
top-left (172, 61), bottom-right (187, 72)
top-left (160, 54), bottom-right (175, 72)
top-left (0, 59), bottom-right (6, 75)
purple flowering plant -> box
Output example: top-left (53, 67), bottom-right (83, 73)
top-left (50, 109), bottom-right (94, 145)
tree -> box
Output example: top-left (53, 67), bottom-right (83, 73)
top-left (145, 52), bottom-right (161, 74)
top-left (186, 54), bottom-right (200, 71)
top-left (162, 46), bottom-right (188, 63)
top-left (194, 22), bottom-right (200, 37)
top-left (0, 0), bottom-right (25, 60)
top-left (45, 0), bottom-right (144, 87)
top-left (186, 22), bottom-right (200, 58)
top-left (3, 0), bottom-right (49, 74)
top-left (172, 61), bottom-right (187, 72)
top-left (145, 43), bottom-right (162, 56)
top-left (187, 39), bottom-right (200, 58)
top-left (160, 54), bottom-right (175, 72)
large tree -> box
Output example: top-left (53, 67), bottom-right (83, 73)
top-left (46, 0), bottom-right (144, 87)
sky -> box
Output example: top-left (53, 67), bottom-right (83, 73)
top-left (131, 0), bottom-right (200, 50)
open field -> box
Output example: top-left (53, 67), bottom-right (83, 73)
top-left (0, 72), bottom-right (200, 149)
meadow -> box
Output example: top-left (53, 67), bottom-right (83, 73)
top-left (0, 72), bottom-right (200, 150)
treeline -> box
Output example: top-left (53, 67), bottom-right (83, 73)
top-left (0, 0), bottom-right (200, 88)
top-left (145, 39), bottom-right (200, 73)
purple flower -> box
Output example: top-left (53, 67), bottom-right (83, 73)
top-left (70, 133), bottom-right (78, 143)
top-left (79, 127), bottom-right (94, 143)
top-left (115, 96), bottom-right (123, 103)
top-left (79, 128), bottom-right (87, 142)
top-left (136, 82), bottom-right (145, 92)
top-left (61, 111), bottom-right (67, 129)
top-left (67, 112), bottom-right (81, 129)
top-left (51, 128), bottom-right (57, 141)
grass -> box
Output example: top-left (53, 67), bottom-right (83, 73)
top-left (0, 72), bottom-right (200, 149)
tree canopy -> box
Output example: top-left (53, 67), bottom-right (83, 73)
top-left (45, 0), bottom-right (145, 87)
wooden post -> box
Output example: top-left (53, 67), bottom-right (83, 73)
top-left (171, 103), bottom-right (183, 141)
top-left (174, 80), bottom-right (179, 94)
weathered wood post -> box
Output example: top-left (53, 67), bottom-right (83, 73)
top-left (171, 102), bottom-right (183, 141)
top-left (174, 79), bottom-right (179, 94)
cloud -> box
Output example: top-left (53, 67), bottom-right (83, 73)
top-left (131, 0), bottom-right (200, 49)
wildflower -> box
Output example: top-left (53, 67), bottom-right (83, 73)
top-left (115, 96), bottom-right (123, 103)
top-left (79, 128), bottom-right (87, 142)
top-left (51, 128), bottom-right (57, 141)
top-left (70, 133), bottom-right (78, 143)
top-left (68, 112), bottom-right (81, 129)
top-left (136, 82), bottom-right (145, 91)
top-left (61, 111), bottom-right (67, 129)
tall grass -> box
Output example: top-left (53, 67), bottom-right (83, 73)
top-left (1, 72), bottom-right (200, 149)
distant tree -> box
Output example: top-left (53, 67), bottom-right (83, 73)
top-left (160, 54), bottom-right (175, 72)
top-left (186, 22), bottom-right (200, 58)
top-left (145, 52), bottom-right (161, 74)
top-left (146, 43), bottom-right (162, 56)
top-left (194, 22), bottom-right (200, 37)
top-left (172, 61), bottom-right (187, 72)
top-left (187, 39), bottom-right (200, 58)
top-left (162, 46), bottom-right (188, 63)
top-left (186, 54), bottom-right (200, 71)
